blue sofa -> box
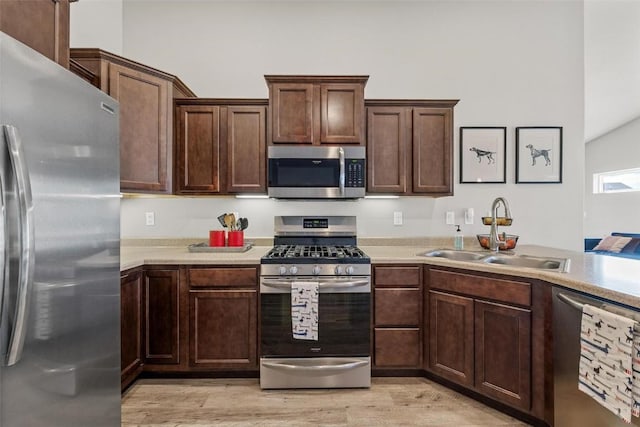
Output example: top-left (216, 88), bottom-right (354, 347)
top-left (584, 232), bottom-right (640, 260)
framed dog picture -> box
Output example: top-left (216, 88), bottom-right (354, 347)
top-left (516, 127), bottom-right (563, 183)
top-left (459, 127), bottom-right (507, 183)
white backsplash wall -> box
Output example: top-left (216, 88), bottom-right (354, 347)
top-left (72, 1), bottom-right (585, 251)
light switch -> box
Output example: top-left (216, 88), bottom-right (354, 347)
top-left (445, 211), bottom-right (455, 225)
top-left (465, 208), bottom-right (474, 225)
top-left (145, 212), bottom-right (155, 226)
top-left (393, 211), bottom-right (403, 226)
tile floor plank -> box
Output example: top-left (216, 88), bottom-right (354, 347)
top-left (121, 378), bottom-right (530, 426)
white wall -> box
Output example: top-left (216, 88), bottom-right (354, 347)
top-left (74, 1), bottom-right (585, 250)
top-left (70, 0), bottom-right (124, 54)
top-left (584, 117), bottom-right (640, 238)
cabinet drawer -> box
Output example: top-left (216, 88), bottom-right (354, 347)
top-left (374, 266), bottom-right (421, 287)
top-left (375, 288), bottom-right (421, 326)
top-left (428, 269), bottom-right (530, 307)
top-left (374, 328), bottom-right (421, 368)
top-left (189, 267), bottom-right (258, 288)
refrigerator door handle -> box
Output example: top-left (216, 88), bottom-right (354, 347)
top-left (2, 125), bottom-right (35, 366)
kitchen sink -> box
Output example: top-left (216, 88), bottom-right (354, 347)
top-left (419, 249), bottom-right (488, 261)
top-left (482, 254), bottom-right (570, 272)
top-left (418, 249), bottom-right (570, 273)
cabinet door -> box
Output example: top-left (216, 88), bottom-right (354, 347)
top-left (109, 63), bottom-right (171, 192)
top-left (320, 83), bottom-right (364, 144)
top-left (374, 328), bottom-right (421, 368)
top-left (189, 290), bottom-right (257, 369)
top-left (412, 107), bottom-right (453, 194)
top-left (226, 106), bottom-right (266, 193)
top-left (428, 290), bottom-right (474, 387)
top-left (176, 105), bottom-right (222, 193)
top-left (121, 270), bottom-right (142, 388)
top-left (475, 300), bottom-right (531, 411)
top-left (0, 0), bottom-right (70, 67)
top-left (144, 269), bottom-right (180, 364)
top-left (367, 107), bottom-right (409, 193)
top-left (270, 83), bottom-right (314, 144)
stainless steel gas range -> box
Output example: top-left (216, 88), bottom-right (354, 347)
top-left (259, 216), bottom-right (371, 389)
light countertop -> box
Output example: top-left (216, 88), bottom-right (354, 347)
top-left (120, 241), bottom-right (640, 309)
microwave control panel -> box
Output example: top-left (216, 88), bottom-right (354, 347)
top-left (346, 159), bottom-right (365, 187)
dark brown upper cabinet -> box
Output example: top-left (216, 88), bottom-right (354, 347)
top-left (366, 100), bottom-right (458, 196)
top-left (265, 75), bottom-right (368, 146)
top-left (0, 0), bottom-right (72, 68)
top-left (175, 99), bottom-right (267, 195)
top-left (69, 48), bottom-right (196, 194)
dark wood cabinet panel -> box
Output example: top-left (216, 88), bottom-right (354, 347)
top-left (428, 290), bottom-right (474, 387)
top-left (320, 83), bottom-right (364, 144)
top-left (412, 107), bottom-right (453, 194)
top-left (144, 269), bottom-right (180, 364)
top-left (69, 49), bottom-right (195, 194)
top-left (110, 63), bottom-right (170, 192)
top-left (375, 288), bottom-right (421, 327)
top-left (365, 100), bottom-right (458, 196)
top-left (266, 76), bottom-right (367, 146)
top-left (0, 0), bottom-right (71, 67)
top-left (121, 269), bottom-right (142, 389)
top-left (374, 328), bottom-right (421, 368)
top-left (174, 99), bottom-right (268, 195)
top-left (176, 105), bottom-right (221, 193)
top-left (475, 300), bottom-right (531, 411)
top-left (188, 267), bottom-right (258, 288)
top-left (270, 83), bottom-right (314, 144)
top-left (226, 106), bottom-right (267, 192)
top-left (374, 265), bottom-right (421, 287)
top-left (189, 290), bottom-right (257, 369)
top-left (367, 107), bottom-right (408, 193)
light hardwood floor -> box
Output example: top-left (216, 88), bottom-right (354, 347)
top-left (121, 377), bottom-right (530, 426)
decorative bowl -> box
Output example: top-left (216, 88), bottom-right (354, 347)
top-left (477, 233), bottom-right (519, 250)
top-left (481, 217), bottom-right (513, 226)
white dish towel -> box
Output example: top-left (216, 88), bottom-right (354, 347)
top-left (291, 281), bottom-right (319, 341)
top-left (579, 303), bottom-right (637, 423)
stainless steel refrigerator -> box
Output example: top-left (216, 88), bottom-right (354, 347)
top-left (0, 32), bottom-right (120, 426)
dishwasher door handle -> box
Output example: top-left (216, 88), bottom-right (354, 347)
top-left (557, 291), bottom-right (640, 331)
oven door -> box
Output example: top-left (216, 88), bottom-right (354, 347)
top-left (260, 276), bottom-right (370, 358)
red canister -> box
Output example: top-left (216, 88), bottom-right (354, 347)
top-left (209, 230), bottom-right (225, 247)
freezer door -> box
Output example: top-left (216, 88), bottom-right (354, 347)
top-left (0, 32), bottom-right (120, 426)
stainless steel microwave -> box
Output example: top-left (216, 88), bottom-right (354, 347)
top-left (267, 146), bottom-right (366, 199)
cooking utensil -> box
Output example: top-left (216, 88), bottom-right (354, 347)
top-left (224, 213), bottom-right (236, 230)
top-left (240, 217), bottom-right (248, 231)
top-left (217, 213), bottom-right (227, 228)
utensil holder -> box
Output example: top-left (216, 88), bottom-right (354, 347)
top-left (209, 230), bottom-right (225, 247)
top-left (228, 231), bottom-right (244, 247)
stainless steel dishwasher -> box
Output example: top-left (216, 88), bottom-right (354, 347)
top-left (553, 286), bottom-right (640, 426)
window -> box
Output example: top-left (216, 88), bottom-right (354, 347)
top-left (593, 168), bottom-right (640, 194)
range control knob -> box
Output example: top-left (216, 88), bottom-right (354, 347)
top-left (345, 265), bottom-right (355, 276)
top-left (289, 266), bottom-right (298, 275)
top-left (278, 266), bottom-right (288, 276)
top-left (312, 265), bottom-right (321, 275)
top-left (334, 266), bottom-right (344, 275)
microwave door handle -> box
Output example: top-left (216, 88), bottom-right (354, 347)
top-left (338, 147), bottom-right (345, 197)
top-left (2, 125), bottom-right (35, 367)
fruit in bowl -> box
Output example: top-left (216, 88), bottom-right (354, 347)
top-left (477, 233), bottom-right (518, 250)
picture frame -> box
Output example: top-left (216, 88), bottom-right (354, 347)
top-left (515, 126), bottom-right (563, 183)
top-left (459, 127), bottom-right (507, 183)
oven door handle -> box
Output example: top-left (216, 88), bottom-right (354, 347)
top-left (261, 279), bottom-right (370, 290)
top-left (262, 359), bottom-right (368, 374)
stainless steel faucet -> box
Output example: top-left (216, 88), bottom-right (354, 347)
top-left (489, 197), bottom-right (512, 252)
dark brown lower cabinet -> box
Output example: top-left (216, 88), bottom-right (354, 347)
top-left (426, 267), bottom-right (535, 414)
top-left (121, 269), bottom-right (142, 389)
top-left (189, 290), bottom-right (257, 369)
top-left (144, 268), bottom-right (180, 365)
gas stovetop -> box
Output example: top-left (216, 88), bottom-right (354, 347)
top-left (262, 244), bottom-right (369, 263)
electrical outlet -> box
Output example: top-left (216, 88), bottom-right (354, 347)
top-left (393, 211), bottom-right (403, 226)
top-left (145, 212), bottom-right (155, 226)
top-left (445, 211), bottom-right (455, 225)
